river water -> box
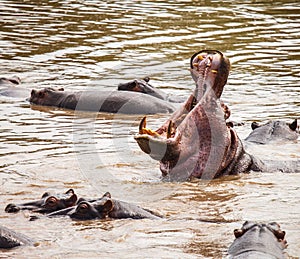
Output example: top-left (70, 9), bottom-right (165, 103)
top-left (0, 1), bottom-right (299, 258)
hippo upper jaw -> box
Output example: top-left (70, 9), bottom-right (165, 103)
top-left (135, 50), bottom-right (233, 180)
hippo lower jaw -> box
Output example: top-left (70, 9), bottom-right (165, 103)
top-left (135, 50), bottom-right (234, 180)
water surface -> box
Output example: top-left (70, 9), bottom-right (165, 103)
top-left (0, 1), bottom-right (299, 258)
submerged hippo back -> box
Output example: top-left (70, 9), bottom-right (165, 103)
top-left (75, 91), bottom-right (175, 114)
top-left (108, 200), bottom-right (161, 219)
top-left (0, 76), bottom-right (30, 98)
top-left (30, 88), bottom-right (175, 114)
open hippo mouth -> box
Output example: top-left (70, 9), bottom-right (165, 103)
top-left (134, 50), bottom-right (234, 181)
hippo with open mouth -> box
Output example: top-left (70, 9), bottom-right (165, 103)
top-left (134, 50), bottom-right (263, 181)
top-left (228, 221), bottom-right (287, 259)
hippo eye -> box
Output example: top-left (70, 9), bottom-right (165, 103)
top-left (45, 197), bottom-right (57, 207)
top-left (77, 203), bottom-right (89, 214)
top-left (38, 91), bottom-right (45, 98)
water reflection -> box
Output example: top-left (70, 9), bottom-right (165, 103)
top-left (0, 0), bottom-right (299, 258)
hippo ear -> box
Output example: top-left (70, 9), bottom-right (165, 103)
top-left (65, 189), bottom-right (75, 195)
top-left (58, 88), bottom-right (64, 91)
top-left (234, 229), bottom-right (245, 238)
top-left (101, 200), bottom-right (113, 214)
top-left (289, 119), bottom-right (297, 131)
top-left (226, 121), bottom-right (234, 128)
top-left (65, 193), bottom-right (78, 206)
top-left (143, 77), bottom-right (150, 82)
top-left (251, 122), bottom-right (260, 130)
top-left (274, 230), bottom-right (286, 240)
top-left (102, 192), bottom-right (111, 198)
top-left (41, 192), bottom-right (51, 198)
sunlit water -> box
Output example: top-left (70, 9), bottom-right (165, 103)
top-left (0, 1), bottom-right (299, 258)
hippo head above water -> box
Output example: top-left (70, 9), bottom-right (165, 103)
top-left (5, 188), bottom-right (77, 213)
top-left (245, 119), bottom-right (298, 144)
top-left (69, 192), bottom-right (113, 220)
top-left (118, 77), bottom-right (168, 101)
top-left (134, 50), bottom-right (245, 181)
top-left (228, 221), bottom-right (287, 258)
top-left (29, 87), bottom-right (65, 107)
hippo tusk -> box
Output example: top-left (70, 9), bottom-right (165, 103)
top-left (138, 116), bottom-right (160, 137)
top-left (197, 54), bottom-right (204, 60)
top-left (167, 120), bottom-right (173, 139)
top-left (139, 116), bottom-right (147, 134)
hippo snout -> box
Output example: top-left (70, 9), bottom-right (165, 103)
top-left (5, 203), bottom-right (20, 213)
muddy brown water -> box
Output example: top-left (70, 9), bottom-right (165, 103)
top-left (0, 1), bottom-right (299, 258)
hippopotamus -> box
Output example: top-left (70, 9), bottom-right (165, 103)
top-left (0, 76), bottom-right (30, 98)
top-left (134, 50), bottom-right (300, 180)
top-left (118, 77), bottom-right (185, 103)
top-left (0, 226), bottom-right (33, 249)
top-left (29, 87), bottom-right (175, 114)
top-left (245, 119), bottom-right (298, 144)
top-left (46, 192), bottom-right (161, 220)
top-left (228, 221), bottom-right (287, 259)
top-left (5, 189), bottom-right (77, 214)
top-left (134, 50), bottom-right (264, 181)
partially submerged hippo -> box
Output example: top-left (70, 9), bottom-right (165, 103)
top-left (134, 50), bottom-right (263, 181)
top-left (0, 76), bottom-right (30, 98)
top-left (0, 226), bottom-right (33, 249)
top-left (245, 119), bottom-right (298, 144)
top-left (5, 189), bottom-right (77, 214)
top-left (47, 192), bottom-right (161, 220)
top-left (118, 77), bottom-right (185, 103)
top-left (228, 221), bottom-right (287, 259)
top-left (134, 50), bottom-right (300, 180)
top-left (29, 87), bottom-right (175, 114)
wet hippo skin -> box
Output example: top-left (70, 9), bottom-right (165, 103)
top-left (0, 76), bottom-right (31, 98)
top-left (134, 50), bottom-right (262, 181)
top-left (47, 192), bottom-right (161, 220)
top-left (1, 76), bottom-right (176, 114)
top-left (5, 189), bottom-right (77, 214)
top-left (228, 221), bottom-right (287, 259)
top-left (0, 226), bottom-right (33, 249)
top-left (245, 119), bottom-right (298, 144)
top-left (118, 77), bottom-right (185, 103)
top-left (134, 50), bottom-right (299, 180)
top-left (29, 87), bottom-right (175, 114)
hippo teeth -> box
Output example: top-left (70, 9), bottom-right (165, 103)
top-left (139, 116), bottom-right (160, 137)
top-left (138, 117), bottom-right (176, 139)
top-left (167, 120), bottom-right (173, 139)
